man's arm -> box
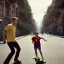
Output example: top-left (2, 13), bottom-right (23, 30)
top-left (3, 30), bottom-right (7, 44)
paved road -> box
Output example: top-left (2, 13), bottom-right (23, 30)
top-left (0, 34), bottom-right (64, 64)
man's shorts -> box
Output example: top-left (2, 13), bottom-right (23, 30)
top-left (34, 45), bottom-right (41, 50)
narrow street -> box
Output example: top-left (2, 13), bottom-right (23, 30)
top-left (0, 34), bottom-right (64, 64)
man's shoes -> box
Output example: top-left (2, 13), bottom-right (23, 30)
top-left (14, 60), bottom-right (21, 63)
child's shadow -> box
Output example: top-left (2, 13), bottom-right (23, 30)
top-left (33, 58), bottom-right (46, 64)
top-left (36, 61), bottom-right (46, 64)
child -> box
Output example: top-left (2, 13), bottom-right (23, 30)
top-left (32, 32), bottom-right (47, 61)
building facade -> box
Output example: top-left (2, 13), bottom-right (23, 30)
top-left (0, 0), bottom-right (36, 40)
top-left (41, 0), bottom-right (64, 36)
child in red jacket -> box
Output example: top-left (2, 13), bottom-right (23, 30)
top-left (32, 32), bottom-right (47, 61)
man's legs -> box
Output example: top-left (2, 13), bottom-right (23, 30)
top-left (13, 41), bottom-right (21, 61)
top-left (3, 42), bottom-right (15, 64)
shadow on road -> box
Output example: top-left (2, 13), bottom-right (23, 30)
top-left (36, 61), bottom-right (46, 64)
top-left (33, 58), bottom-right (46, 64)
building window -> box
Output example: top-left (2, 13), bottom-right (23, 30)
top-left (5, 2), bottom-right (9, 17)
top-left (0, 4), bottom-right (3, 10)
top-left (61, 14), bottom-right (64, 23)
top-left (0, 4), bottom-right (3, 20)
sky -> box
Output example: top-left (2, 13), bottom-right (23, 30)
top-left (27, 0), bottom-right (52, 32)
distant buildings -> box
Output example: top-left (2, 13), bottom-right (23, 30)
top-left (41, 0), bottom-right (64, 36)
top-left (0, 0), bottom-right (36, 41)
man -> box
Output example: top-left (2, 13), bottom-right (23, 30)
top-left (32, 32), bottom-right (47, 61)
top-left (3, 17), bottom-right (21, 64)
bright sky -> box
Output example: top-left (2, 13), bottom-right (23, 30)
top-left (27, 0), bottom-right (52, 32)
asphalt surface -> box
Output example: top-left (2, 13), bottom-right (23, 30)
top-left (0, 34), bottom-right (64, 64)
